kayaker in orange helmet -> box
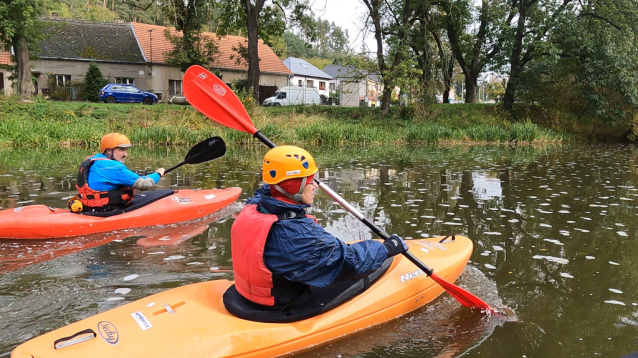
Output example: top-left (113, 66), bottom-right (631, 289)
top-left (230, 146), bottom-right (408, 309)
top-left (71, 133), bottom-right (165, 213)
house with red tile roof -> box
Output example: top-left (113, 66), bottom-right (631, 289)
top-left (0, 17), bottom-right (291, 100)
top-left (130, 22), bottom-right (291, 100)
top-left (0, 51), bottom-right (12, 95)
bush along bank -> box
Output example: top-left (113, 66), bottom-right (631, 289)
top-left (0, 96), bottom-right (566, 148)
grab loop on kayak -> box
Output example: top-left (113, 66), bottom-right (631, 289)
top-left (439, 234), bottom-right (456, 244)
top-left (53, 328), bottom-right (96, 349)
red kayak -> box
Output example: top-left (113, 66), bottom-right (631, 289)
top-left (0, 188), bottom-right (241, 240)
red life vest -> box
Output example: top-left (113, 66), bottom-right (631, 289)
top-left (231, 204), bottom-right (316, 307)
top-left (76, 156), bottom-right (134, 208)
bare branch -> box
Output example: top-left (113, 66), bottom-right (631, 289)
top-left (118, 0), bottom-right (153, 11)
top-left (578, 12), bottom-right (623, 31)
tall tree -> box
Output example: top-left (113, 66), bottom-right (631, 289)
top-left (215, 0), bottom-right (314, 100)
top-left (442, 0), bottom-right (513, 103)
top-left (47, 0), bottom-right (120, 22)
top-left (0, 0), bottom-right (44, 98)
top-left (512, 0), bottom-right (638, 127)
top-left (501, 0), bottom-right (575, 111)
top-left (363, 0), bottom-right (422, 114)
top-left (162, 0), bottom-right (219, 72)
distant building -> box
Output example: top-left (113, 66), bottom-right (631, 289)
top-left (0, 17), bottom-right (291, 102)
top-left (323, 64), bottom-right (383, 107)
top-left (282, 57), bottom-right (333, 99)
top-left (132, 22), bottom-right (291, 101)
top-left (0, 52), bottom-right (11, 95)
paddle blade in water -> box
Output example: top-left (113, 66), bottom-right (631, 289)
top-left (184, 136), bottom-right (226, 164)
top-left (183, 65), bottom-right (257, 135)
top-left (430, 272), bottom-right (494, 313)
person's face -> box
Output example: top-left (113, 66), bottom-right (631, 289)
top-left (110, 147), bottom-right (128, 163)
top-left (301, 179), bottom-right (318, 205)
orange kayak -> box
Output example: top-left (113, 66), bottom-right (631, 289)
top-left (0, 188), bottom-right (241, 240)
top-left (11, 236), bottom-right (473, 358)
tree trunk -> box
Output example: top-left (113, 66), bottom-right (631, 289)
top-left (464, 71), bottom-right (478, 103)
top-left (443, 54), bottom-right (454, 103)
top-left (380, 80), bottom-right (392, 113)
top-left (504, 5), bottom-right (526, 112)
top-left (13, 36), bottom-right (34, 98)
top-left (243, 0), bottom-right (264, 102)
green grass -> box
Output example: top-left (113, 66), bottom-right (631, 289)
top-left (0, 96), bottom-right (567, 148)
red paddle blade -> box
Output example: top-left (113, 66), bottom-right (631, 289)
top-left (430, 272), bottom-right (495, 313)
top-left (183, 65), bottom-right (258, 135)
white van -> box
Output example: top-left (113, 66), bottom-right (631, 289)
top-left (263, 86), bottom-right (322, 106)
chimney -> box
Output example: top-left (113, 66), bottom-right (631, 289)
top-left (51, 12), bottom-right (59, 18)
top-left (114, 18), bottom-right (124, 23)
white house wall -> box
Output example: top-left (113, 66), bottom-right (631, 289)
top-left (289, 75), bottom-right (331, 97)
top-left (31, 59), bottom-right (149, 93)
top-left (0, 68), bottom-right (12, 95)
top-left (339, 80), bottom-right (365, 107)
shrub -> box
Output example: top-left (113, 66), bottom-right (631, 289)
top-left (84, 62), bottom-right (107, 102)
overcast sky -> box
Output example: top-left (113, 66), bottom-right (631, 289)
top-left (310, 0), bottom-right (376, 54)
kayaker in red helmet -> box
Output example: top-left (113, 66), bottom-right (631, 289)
top-left (231, 145), bottom-right (408, 309)
top-left (70, 133), bottom-right (165, 213)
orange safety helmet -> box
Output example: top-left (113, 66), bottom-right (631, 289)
top-left (100, 133), bottom-right (132, 153)
top-left (262, 146), bottom-right (318, 185)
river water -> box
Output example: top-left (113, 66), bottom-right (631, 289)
top-left (1, 144), bottom-right (638, 357)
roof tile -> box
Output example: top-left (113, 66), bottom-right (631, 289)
top-left (283, 57), bottom-right (333, 79)
top-left (131, 22), bottom-right (291, 75)
top-left (38, 18), bottom-right (145, 63)
top-left (0, 51), bottom-right (11, 66)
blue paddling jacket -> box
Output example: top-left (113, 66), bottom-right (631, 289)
top-left (246, 185), bottom-right (390, 289)
top-left (86, 153), bottom-right (160, 191)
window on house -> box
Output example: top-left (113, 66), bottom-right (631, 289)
top-left (54, 75), bottom-right (71, 86)
top-left (169, 79), bottom-right (183, 95)
top-left (307, 80), bottom-right (314, 88)
top-left (115, 77), bottom-right (135, 85)
top-left (329, 83), bottom-right (335, 91)
top-left (298, 79), bottom-right (303, 86)
top-left (319, 81), bottom-right (326, 90)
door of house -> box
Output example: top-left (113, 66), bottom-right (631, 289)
top-left (0, 72), bottom-right (4, 94)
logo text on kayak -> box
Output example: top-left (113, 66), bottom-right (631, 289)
top-left (131, 311), bottom-right (153, 331)
top-left (414, 241), bottom-right (447, 252)
top-left (400, 269), bottom-right (424, 283)
top-left (172, 196), bottom-right (192, 204)
top-left (97, 321), bottom-right (119, 345)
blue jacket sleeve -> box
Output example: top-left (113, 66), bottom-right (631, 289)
top-left (88, 160), bottom-right (160, 191)
top-left (264, 219), bottom-right (388, 288)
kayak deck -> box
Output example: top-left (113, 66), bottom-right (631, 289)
top-left (12, 236), bottom-right (473, 358)
top-left (0, 187), bottom-right (241, 240)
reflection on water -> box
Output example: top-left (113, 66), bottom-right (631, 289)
top-left (4, 144), bottom-right (638, 357)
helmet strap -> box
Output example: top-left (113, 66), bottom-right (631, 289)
top-left (273, 176), bottom-right (308, 203)
top-left (104, 148), bottom-right (114, 160)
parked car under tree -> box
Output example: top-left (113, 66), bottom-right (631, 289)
top-left (99, 84), bottom-right (158, 105)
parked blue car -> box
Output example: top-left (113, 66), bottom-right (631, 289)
top-left (99, 84), bottom-right (158, 105)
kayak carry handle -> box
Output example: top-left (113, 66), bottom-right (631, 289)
top-left (53, 328), bottom-right (96, 349)
top-left (439, 234), bottom-right (456, 243)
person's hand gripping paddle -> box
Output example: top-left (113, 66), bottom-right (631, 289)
top-left (183, 65), bottom-right (496, 314)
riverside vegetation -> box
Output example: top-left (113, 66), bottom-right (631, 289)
top-left (0, 96), bottom-right (566, 148)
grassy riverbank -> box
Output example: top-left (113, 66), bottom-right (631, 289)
top-left (0, 96), bottom-right (566, 148)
